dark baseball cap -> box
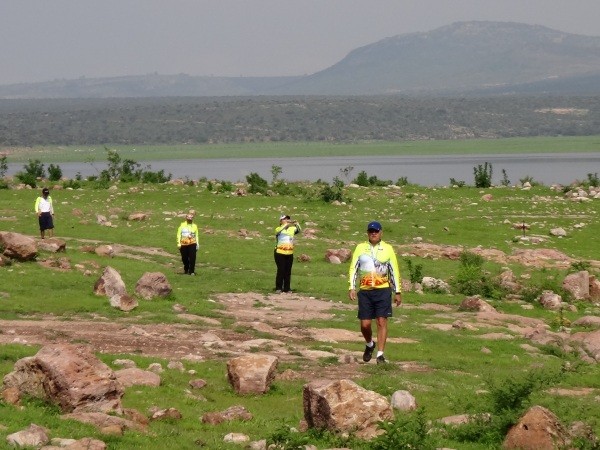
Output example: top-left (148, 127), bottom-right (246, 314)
top-left (367, 221), bottom-right (382, 231)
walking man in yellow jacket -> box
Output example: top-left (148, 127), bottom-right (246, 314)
top-left (349, 221), bottom-right (402, 364)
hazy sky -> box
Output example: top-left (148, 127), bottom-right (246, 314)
top-left (2, 0), bottom-right (600, 85)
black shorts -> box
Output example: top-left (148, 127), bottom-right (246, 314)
top-left (357, 288), bottom-right (392, 320)
top-left (39, 212), bottom-right (54, 231)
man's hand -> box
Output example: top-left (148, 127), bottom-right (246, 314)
top-left (348, 289), bottom-right (357, 301)
top-left (394, 292), bottom-right (403, 306)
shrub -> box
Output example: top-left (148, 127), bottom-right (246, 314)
top-left (320, 177), bottom-right (346, 203)
top-left (473, 162), bottom-right (493, 188)
top-left (519, 175), bottom-right (541, 186)
top-left (447, 368), bottom-right (563, 446)
top-left (62, 179), bottom-right (82, 190)
top-left (586, 172), bottom-right (599, 187)
top-left (449, 178), bottom-right (465, 187)
top-left (47, 164), bottom-right (63, 181)
top-left (271, 164), bottom-right (282, 183)
top-left (0, 154), bottom-right (7, 178)
top-left (371, 408), bottom-right (438, 450)
top-left (246, 172), bottom-right (269, 194)
top-left (501, 169), bottom-right (510, 186)
top-left (405, 259), bottom-right (423, 284)
top-left (396, 176), bottom-right (409, 186)
top-left (353, 170), bottom-right (370, 187)
top-left (15, 171), bottom-right (37, 188)
top-left (217, 180), bottom-right (234, 193)
top-left (451, 251), bottom-right (504, 298)
top-left (141, 169), bottom-right (171, 183)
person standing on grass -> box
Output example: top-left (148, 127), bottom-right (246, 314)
top-left (176, 211), bottom-right (199, 275)
top-left (34, 187), bottom-right (54, 239)
top-left (348, 220), bottom-right (402, 364)
top-left (274, 214), bottom-right (301, 293)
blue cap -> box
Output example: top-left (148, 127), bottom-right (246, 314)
top-left (367, 221), bottom-right (382, 231)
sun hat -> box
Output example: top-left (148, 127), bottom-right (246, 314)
top-left (367, 221), bottom-right (382, 231)
top-left (279, 214), bottom-right (290, 220)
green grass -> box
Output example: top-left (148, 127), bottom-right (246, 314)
top-left (5, 135), bottom-right (600, 163)
top-left (1, 168), bottom-right (599, 449)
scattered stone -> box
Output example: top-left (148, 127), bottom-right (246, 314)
top-left (115, 368), bottom-right (161, 387)
top-left (223, 433), bottom-right (249, 444)
top-left (189, 379), bottom-right (207, 389)
top-left (390, 390), bottom-right (417, 411)
top-left (6, 423), bottom-right (49, 448)
top-left (458, 295), bottom-right (496, 312)
top-left (227, 354), bottom-right (278, 395)
top-left (167, 360), bottom-right (185, 372)
top-left (109, 293), bottom-right (138, 311)
top-left (201, 405), bottom-right (253, 425)
top-left (134, 272), bottom-right (172, 300)
top-left (538, 290), bottom-right (562, 310)
top-left (151, 408), bottom-right (182, 421)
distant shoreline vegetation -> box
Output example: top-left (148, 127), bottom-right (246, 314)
top-left (3, 136), bottom-right (600, 164)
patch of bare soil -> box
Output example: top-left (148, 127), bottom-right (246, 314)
top-left (0, 289), bottom-right (590, 381)
top-left (0, 292), bottom-right (390, 380)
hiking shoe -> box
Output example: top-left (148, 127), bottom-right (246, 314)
top-left (189, 272), bottom-right (195, 276)
top-left (363, 342), bottom-right (376, 362)
top-left (376, 355), bottom-right (387, 365)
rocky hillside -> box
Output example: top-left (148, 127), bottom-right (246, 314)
top-left (2, 21), bottom-right (600, 98)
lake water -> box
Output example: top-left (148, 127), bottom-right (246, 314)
top-left (6, 153), bottom-right (600, 186)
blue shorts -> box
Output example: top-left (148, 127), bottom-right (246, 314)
top-left (357, 288), bottom-right (392, 320)
top-left (39, 212), bottom-right (54, 231)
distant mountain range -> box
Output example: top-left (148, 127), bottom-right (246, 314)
top-left (2, 21), bottom-right (600, 98)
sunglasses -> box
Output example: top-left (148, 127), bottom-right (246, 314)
top-left (367, 229), bottom-right (381, 233)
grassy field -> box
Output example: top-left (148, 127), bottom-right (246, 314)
top-left (1, 172), bottom-right (600, 448)
top-left (3, 135), bottom-right (600, 163)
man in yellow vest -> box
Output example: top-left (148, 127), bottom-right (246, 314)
top-left (176, 211), bottom-right (199, 275)
top-left (349, 221), bottom-right (402, 364)
top-left (274, 214), bottom-right (301, 293)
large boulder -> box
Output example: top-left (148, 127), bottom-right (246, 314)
top-left (93, 266), bottom-right (127, 297)
top-left (562, 271), bottom-right (590, 300)
top-left (134, 272), bottom-right (172, 300)
top-left (227, 354), bottom-right (278, 395)
top-left (0, 231), bottom-right (37, 261)
top-left (303, 379), bottom-right (393, 440)
top-left (503, 405), bottom-right (569, 450)
top-left (2, 343), bottom-right (124, 414)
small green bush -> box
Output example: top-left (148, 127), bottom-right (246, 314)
top-left (371, 408), bottom-right (438, 450)
top-left (47, 163), bottom-right (63, 181)
top-left (320, 177), bottom-right (346, 203)
top-left (449, 178), bottom-right (465, 187)
top-left (405, 259), bottom-right (423, 284)
top-left (473, 162), bottom-right (493, 188)
top-left (246, 172), bottom-right (269, 194)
